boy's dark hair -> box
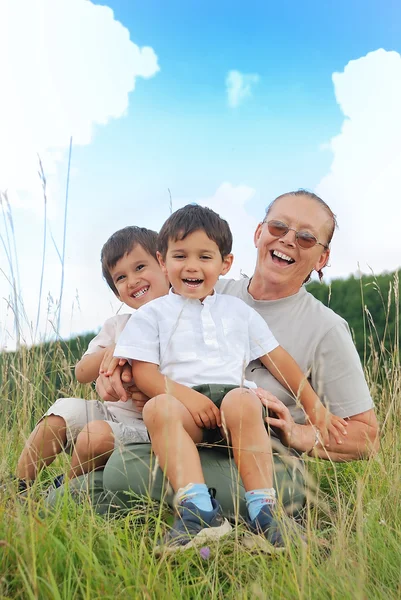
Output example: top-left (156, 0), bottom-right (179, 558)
top-left (101, 226), bottom-right (158, 295)
top-left (158, 204), bottom-right (233, 259)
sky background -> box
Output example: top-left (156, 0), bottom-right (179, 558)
top-left (1, 0), bottom-right (401, 349)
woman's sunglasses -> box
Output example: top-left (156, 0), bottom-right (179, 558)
top-left (264, 220), bottom-right (328, 250)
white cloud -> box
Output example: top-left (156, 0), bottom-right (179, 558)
top-left (316, 49), bottom-right (401, 278)
top-left (0, 0), bottom-right (159, 349)
top-left (174, 182), bottom-right (259, 278)
top-left (0, 0), bottom-right (159, 209)
top-left (226, 70), bottom-right (259, 108)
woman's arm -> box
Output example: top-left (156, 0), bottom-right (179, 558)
top-left (257, 390), bottom-right (379, 461)
top-left (131, 361), bottom-right (221, 429)
top-left (259, 346), bottom-right (347, 443)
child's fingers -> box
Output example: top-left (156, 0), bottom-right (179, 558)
top-left (194, 414), bottom-right (204, 428)
top-left (99, 353), bottom-right (111, 373)
top-left (104, 357), bottom-right (120, 375)
top-left (331, 416), bottom-right (348, 436)
top-left (328, 423), bottom-right (344, 444)
top-left (206, 408), bottom-right (218, 430)
top-left (211, 405), bottom-right (221, 428)
top-left (319, 427), bottom-right (330, 447)
top-left (121, 364), bottom-right (134, 383)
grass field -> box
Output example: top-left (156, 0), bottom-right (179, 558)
top-left (0, 322), bottom-right (400, 599)
top-left (1, 188), bottom-right (400, 598)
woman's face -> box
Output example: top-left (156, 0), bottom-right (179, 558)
top-left (253, 194), bottom-right (331, 297)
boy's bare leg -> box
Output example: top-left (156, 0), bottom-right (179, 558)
top-left (221, 388), bottom-right (273, 491)
top-left (17, 415), bottom-right (67, 481)
top-left (68, 420), bottom-right (115, 478)
top-left (142, 393), bottom-right (204, 491)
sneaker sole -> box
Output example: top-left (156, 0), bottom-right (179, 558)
top-left (156, 518), bottom-right (232, 554)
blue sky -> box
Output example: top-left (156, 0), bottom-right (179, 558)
top-left (1, 0), bottom-right (401, 348)
top-left (81, 0), bottom-right (401, 219)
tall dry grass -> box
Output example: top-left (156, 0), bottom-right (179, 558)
top-left (1, 182), bottom-right (400, 598)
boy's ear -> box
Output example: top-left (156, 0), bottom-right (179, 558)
top-left (156, 251), bottom-right (167, 273)
top-left (220, 253), bottom-right (234, 276)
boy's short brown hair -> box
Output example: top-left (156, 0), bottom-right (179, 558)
top-left (101, 226), bottom-right (158, 295)
top-left (157, 204), bottom-right (232, 259)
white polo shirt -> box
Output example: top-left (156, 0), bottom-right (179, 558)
top-left (114, 289), bottom-right (279, 389)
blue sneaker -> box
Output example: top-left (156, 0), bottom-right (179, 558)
top-left (52, 474), bottom-right (65, 489)
top-left (158, 497), bottom-right (232, 552)
top-left (242, 504), bottom-right (287, 553)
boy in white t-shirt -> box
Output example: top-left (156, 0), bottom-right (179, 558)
top-left (14, 226), bottom-right (169, 491)
top-left (115, 205), bottom-right (347, 552)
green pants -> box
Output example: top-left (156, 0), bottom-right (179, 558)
top-left (46, 443), bottom-right (306, 520)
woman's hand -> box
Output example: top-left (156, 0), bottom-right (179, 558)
top-left (254, 387), bottom-right (300, 449)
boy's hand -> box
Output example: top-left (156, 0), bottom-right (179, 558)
top-left (184, 394), bottom-right (221, 430)
top-left (126, 384), bottom-right (149, 412)
top-left (99, 345), bottom-right (127, 376)
top-left (96, 364), bottom-right (132, 402)
top-left (310, 404), bottom-right (348, 446)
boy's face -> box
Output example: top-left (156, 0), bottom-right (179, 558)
top-left (109, 244), bottom-right (169, 309)
top-left (157, 229), bottom-right (233, 301)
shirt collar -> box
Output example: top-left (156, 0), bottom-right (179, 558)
top-left (168, 287), bottom-right (217, 306)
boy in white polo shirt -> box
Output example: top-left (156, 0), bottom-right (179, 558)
top-left (115, 205), bottom-right (346, 551)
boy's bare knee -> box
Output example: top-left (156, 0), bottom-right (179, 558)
top-left (38, 414), bottom-right (66, 431)
top-left (221, 389), bottom-right (262, 424)
top-left (143, 394), bottom-right (179, 428)
top-left (76, 421), bottom-right (113, 456)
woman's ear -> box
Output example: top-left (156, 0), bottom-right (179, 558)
top-left (220, 253), bottom-right (234, 276)
top-left (314, 247), bottom-right (330, 273)
top-left (254, 223), bottom-right (263, 248)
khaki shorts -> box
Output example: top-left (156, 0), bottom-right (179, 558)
top-left (41, 397), bottom-right (149, 447)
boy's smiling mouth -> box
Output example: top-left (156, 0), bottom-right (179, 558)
top-left (132, 285), bottom-right (150, 299)
top-left (182, 278), bottom-right (204, 288)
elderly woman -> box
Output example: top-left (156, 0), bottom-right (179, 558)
top-left (59, 190), bottom-right (379, 523)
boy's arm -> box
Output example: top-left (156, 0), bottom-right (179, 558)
top-left (259, 346), bottom-right (347, 443)
top-left (76, 315), bottom-right (131, 385)
top-left (131, 361), bottom-right (221, 429)
top-left (75, 348), bottom-right (110, 384)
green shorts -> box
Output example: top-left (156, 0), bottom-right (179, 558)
top-left (192, 383), bottom-right (239, 446)
top-left (193, 383), bottom-right (265, 448)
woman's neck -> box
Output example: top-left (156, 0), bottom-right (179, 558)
top-left (248, 271), bottom-right (300, 301)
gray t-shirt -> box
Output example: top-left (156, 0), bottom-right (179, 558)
top-left (216, 277), bottom-right (373, 423)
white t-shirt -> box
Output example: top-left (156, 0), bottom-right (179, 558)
top-left (114, 289), bottom-right (279, 389)
top-left (216, 277), bottom-right (374, 421)
top-left (85, 313), bottom-right (142, 420)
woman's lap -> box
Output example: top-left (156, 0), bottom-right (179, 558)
top-left (46, 443), bottom-right (306, 519)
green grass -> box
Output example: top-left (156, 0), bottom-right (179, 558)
top-left (0, 335), bottom-right (400, 599)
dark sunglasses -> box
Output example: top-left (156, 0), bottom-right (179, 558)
top-left (264, 220), bottom-right (328, 249)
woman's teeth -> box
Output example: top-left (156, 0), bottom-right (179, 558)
top-left (272, 250), bottom-right (294, 264)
